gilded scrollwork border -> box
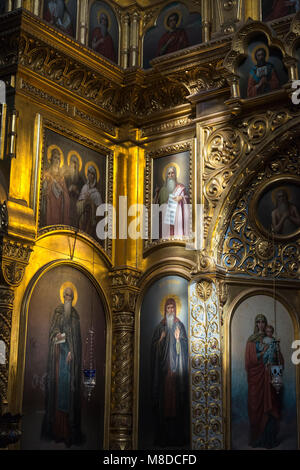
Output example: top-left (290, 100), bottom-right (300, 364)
top-left (249, 174), bottom-right (300, 242)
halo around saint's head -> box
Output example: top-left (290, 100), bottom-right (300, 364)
top-left (271, 185), bottom-right (292, 206)
top-left (97, 8), bottom-right (111, 31)
top-left (47, 145), bottom-right (64, 167)
top-left (85, 161), bottom-right (100, 183)
top-left (67, 150), bottom-right (83, 172)
top-left (164, 8), bottom-right (182, 31)
top-left (251, 43), bottom-right (269, 64)
top-left (160, 294), bottom-right (182, 317)
top-left (163, 162), bottom-right (181, 182)
top-left (60, 281), bottom-right (78, 306)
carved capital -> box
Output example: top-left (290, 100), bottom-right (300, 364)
top-left (0, 238), bottom-right (32, 287)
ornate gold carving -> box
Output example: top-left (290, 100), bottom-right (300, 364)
top-left (0, 285), bottom-right (14, 406)
top-left (222, 150), bottom-right (300, 278)
top-left (141, 116), bottom-right (193, 138)
top-left (190, 280), bottom-right (223, 449)
top-left (109, 268), bottom-right (141, 450)
top-left (1, 239), bottom-right (32, 287)
top-left (196, 279), bottom-right (213, 301)
top-left (20, 80), bottom-right (69, 111)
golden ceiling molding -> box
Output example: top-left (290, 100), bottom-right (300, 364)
top-left (0, 10), bottom-right (230, 126)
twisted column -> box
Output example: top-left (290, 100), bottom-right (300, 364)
top-left (109, 267), bottom-right (141, 450)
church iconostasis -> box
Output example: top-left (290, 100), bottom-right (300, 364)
top-left (88, 1), bottom-right (119, 64)
top-left (43, 0), bottom-right (77, 38)
top-left (39, 127), bottom-right (113, 252)
top-left (143, 1), bottom-right (202, 69)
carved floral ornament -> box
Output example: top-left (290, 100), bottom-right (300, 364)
top-left (221, 148), bottom-right (300, 279)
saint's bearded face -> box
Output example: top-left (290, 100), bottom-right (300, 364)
top-left (63, 288), bottom-right (74, 319)
top-left (166, 168), bottom-right (176, 194)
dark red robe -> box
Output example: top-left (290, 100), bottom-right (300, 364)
top-left (157, 28), bottom-right (189, 56)
top-left (245, 341), bottom-right (283, 444)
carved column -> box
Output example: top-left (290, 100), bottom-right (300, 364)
top-left (0, 203), bottom-right (32, 410)
top-left (109, 267), bottom-right (141, 450)
top-left (121, 12), bottom-right (130, 69)
top-left (190, 251), bottom-right (227, 449)
top-left (130, 11), bottom-right (140, 68)
top-left (78, 0), bottom-right (88, 46)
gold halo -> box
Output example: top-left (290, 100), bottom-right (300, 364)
top-left (160, 294), bottom-right (182, 317)
top-left (163, 162), bottom-right (181, 182)
top-left (271, 186), bottom-right (292, 206)
top-left (67, 150), bottom-right (83, 172)
top-left (85, 161), bottom-right (100, 183)
top-left (164, 9), bottom-right (182, 31)
top-left (251, 43), bottom-right (269, 64)
top-left (96, 8), bottom-right (111, 31)
top-left (60, 281), bottom-right (78, 306)
top-left (47, 145), bottom-right (64, 167)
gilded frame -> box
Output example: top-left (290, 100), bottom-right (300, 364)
top-left (38, 119), bottom-right (114, 259)
top-left (14, 258), bottom-right (112, 450)
top-left (143, 139), bottom-right (195, 255)
top-left (249, 175), bottom-right (300, 242)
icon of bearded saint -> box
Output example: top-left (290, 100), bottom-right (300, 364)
top-left (150, 297), bottom-right (189, 447)
top-left (154, 165), bottom-right (190, 239)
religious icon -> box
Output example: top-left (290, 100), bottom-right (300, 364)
top-left (143, 2), bottom-right (202, 69)
top-left (151, 295), bottom-right (189, 447)
top-left (247, 44), bottom-right (280, 97)
top-left (262, 0), bottom-right (299, 22)
top-left (245, 313), bottom-right (284, 448)
top-left (157, 10), bottom-right (189, 57)
top-left (139, 275), bottom-right (190, 449)
top-left (152, 151), bottom-right (190, 240)
top-left (89, 1), bottom-right (119, 64)
top-left (231, 295), bottom-right (298, 450)
top-left (41, 145), bottom-right (70, 227)
top-left (254, 179), bottom-right (300, 239)
top-left (40, 128), bottom-right (107, 243)
top-left (42, 283), bottom-right (82, 447)
top-left (43, 0), bottom-right (76, 37)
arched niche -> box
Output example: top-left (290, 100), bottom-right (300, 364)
top-left (137, 273), bottom-right (190, 449)
top-left (21, 262), bottom-right (107, 450)
top-left (229, 292), bottom-right (299, 449)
